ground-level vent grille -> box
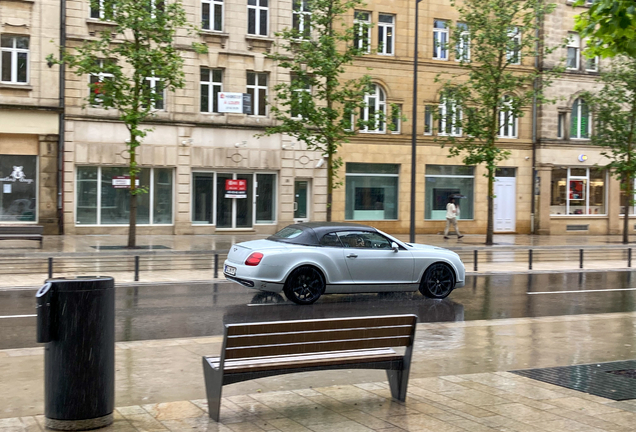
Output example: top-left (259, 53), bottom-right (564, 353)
top-left (566, 224), bottom-right (589, 231)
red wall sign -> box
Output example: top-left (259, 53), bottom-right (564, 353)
top-left (225, 179), bottom-right (247, 198)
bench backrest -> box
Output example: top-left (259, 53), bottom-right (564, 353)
top-left (222, 314), bottom-right (417, 361)
top-left (0, 225), bottom-right (43, 235)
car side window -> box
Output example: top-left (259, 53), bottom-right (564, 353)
top-left (319, 232), bottom-right (342, 247)
top-left (361, 232), bottom-right (392, 249)
top-left (336, 231), bottom-right (392, 249)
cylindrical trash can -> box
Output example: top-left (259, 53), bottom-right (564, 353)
top-left (36, 277), bottom-right (115, 431)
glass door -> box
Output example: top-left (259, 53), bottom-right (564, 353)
top-left (215, 173), bottom-right (253, 228)
top-left (294, 180), bottom-right (309, 221)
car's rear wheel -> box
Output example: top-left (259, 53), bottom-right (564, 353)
top-left (284, 266), bottom-right (325, 305)
top-left (419, 263), bottom-right (455, 299)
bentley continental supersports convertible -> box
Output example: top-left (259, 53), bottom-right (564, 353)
top-left (223, 222), bottom-right (466, 305)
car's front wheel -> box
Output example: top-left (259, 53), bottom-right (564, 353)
top-left (419, 263), bottom-right (455, 299)
top-left (283, 266), bottom-right (325, 305)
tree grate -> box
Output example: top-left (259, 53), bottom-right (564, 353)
top-left (511, 360), bottom-right (636, 401)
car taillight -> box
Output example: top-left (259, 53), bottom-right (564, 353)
top-left (245, 252), bottom-right (264, 266)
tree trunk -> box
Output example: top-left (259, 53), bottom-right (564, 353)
top-left (486, 168), bottom-right (494, 245)
top-left (127, 143), bottom-right (137, 248)
top-left (326, 153), bottom-right (333, 222)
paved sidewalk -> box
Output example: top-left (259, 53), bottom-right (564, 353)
top-left (3, 313), bottom-right (636, 430)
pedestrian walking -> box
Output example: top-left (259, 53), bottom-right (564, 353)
top-left (444, 197), bottom-right (464, 239)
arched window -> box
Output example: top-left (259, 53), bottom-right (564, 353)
top-left (571, 98), bottom-right (590, 139)
top-left (438, 95), bottom-right (462, 136)
top-left (361, 84), bottom-right (386, 133)
top-left (498, 95), bottom-right (517, 138)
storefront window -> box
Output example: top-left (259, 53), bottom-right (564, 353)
top-left (425, 165), bottom-right (474, 220)
top-left (345, 163), bottom-right (398, 220)
top-left (256, 173), bottom-right (276, 223)
top-left (620, 180), bottom-right (636, 216)
top-left (0, 155), bottom-right (37, 222)
top-left (550, 167), bottom-right (605, 215)
top-left (76, 166), bottom-right (172, 225)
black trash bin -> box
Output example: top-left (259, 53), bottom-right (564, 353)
top-left (36, 276), bottom-right (115, 431)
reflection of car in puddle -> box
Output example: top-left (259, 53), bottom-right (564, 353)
top-left (224, 292), bottom-right (464, 326)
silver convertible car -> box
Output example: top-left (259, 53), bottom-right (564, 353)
top-left (223, 222), bottom-right (466, 305)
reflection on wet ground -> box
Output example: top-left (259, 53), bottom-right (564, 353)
top-left (2, 271), bottom-right (636, 349)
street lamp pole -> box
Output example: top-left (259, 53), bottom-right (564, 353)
top-left (410, 0), bottom-right (422, 243)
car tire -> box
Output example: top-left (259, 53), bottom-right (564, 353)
top-left (283, 266), bottom-right (325, 305)
top-left (419, 263), bottom-right (455, 299)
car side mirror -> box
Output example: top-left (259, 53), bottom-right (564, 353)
top-left (391, 242), bottom-right (399, 252)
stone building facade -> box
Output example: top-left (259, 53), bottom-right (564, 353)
top-left (0, 0), bottom-right (61, 233)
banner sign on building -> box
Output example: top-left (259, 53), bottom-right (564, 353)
top-left (218, 92), bottom-right (252, 115)
top-left (225, 179), bottom-right (247, 198)
top-left (112, 176), bottom-right (140, 189)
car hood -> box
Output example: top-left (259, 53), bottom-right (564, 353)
top-left (226, 239), bottom-right (291, 265)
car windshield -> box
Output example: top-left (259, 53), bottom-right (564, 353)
top-left (271, 227), bottom-right (304, 239)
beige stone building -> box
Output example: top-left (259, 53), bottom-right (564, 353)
top-left (535, 0), bottom-right (617, 235)
top-left (2, 0), bottom-right (622, 237)
top-left (0, 0), bottom-right (61, 233)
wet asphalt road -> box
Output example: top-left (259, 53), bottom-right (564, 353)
top-left (2, 271), bottom-right (636, 350)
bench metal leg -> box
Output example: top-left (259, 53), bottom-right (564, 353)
top-left (202, 357), bottom-right (224, 422)
top-left (386, 369), bottom-right (408, 401)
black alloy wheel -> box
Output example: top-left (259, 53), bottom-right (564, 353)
top-left (283, 266), bottom-right (325, 305)
top-left (419, 263), bottom-right (455, 299)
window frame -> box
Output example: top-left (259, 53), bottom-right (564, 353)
top-left (143, 75), bottom-right (166, 111)
top-left (498, 95), bottom-right (518, 138)
top-left (566, 32), bottom-right (580, 70)
top-left (361, 84), bottom-right (387, 133)
top-left (438, 96), bottom-right (462, 137)
top-left (88, 59), bottom-right (115, 106)
top-left (433, 19), bottom-right (449, 60)
top-left (571, 98), bottom-right (590, 139)
top-left (200, 68), bottom-right (223, 113)
top-left (246, 71), bottom-right (268, 116)
top-left (507, 26), bottom-right (521, 65)
top-left (550, 167), bottom-right (606, 216)
top-left (291, 75), bottom-right (311, 118)
top-left (455, 22), bottom-right (470, 62)
top-left (202, 0), bottom-right (224, 32)
top-left (247, 0), bottom-right (269, 37)
top-left (292, 0), bottom-right (311, 40)
top-left (377, 14), bottom-right (395, 56)
top-left (90, 0), bottom-right (116, 20)
top-left (344, 163), bottom-right (400, 221)
top-left (0, 34), bottom-right (29, 84)
top-left (425, 165), bottom-right (475, 220)
top-left (354, 11), bottom-right (371, 53)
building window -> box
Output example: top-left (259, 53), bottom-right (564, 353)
top-left (425, 165), bottom-right (474, 220)
top-left (354, 11), bottom-right (371, 53)
top-left (345, 163), bottom-right (399, 221)
top-left (620, 180), bottom-right (636, 216)
top-left (557, 112), bottom-right (566, 139)
top-left (550, 167), bottom-right (605, 215)
top-left (202, 0), bottom-right (223, 31)
top-left (390, 104), bottom-right (401, 134)
top-left (507, 26), bottom-right (521, 65)
top-left (200, 68), bottom-right (222, 113)
top-left (438, 96), bottom-right (462, 136)
top-left (76, 166), bottom-right (173, 225)
top-left (378, 14), bottom-right (394, 55)
top-left (585, 55), bottom-right (598, 72)
top-left (361, 84), bottom-right (386, 133)
top-left (142, 76), bottom-right (165, 110)
top-left (456, 22), bottom-right (470, 62)
top-left (293, 0), bottom-right (311, 39)
top-left (1, 35), bottom-right (29, 84)
top-left (571, 98), bottom-right (590, 139)
top-left (192, 172), bottom-right (276, 225)
top-left (433, 20), bottom-right (448, 60)
top-left (89, 59), bottom-right (115, 105)
top-left (90, 0), bottom-right (115, 19)
top-left (424, 105), bottom-right (433, 135)
top-left (247, 0), bottom-right (268, 36)
top-left (566, 33), bottom-right (580, 70)
top-left (0, 155), bottom-right (37, 222)
top-left (247, 72), bottom-right (267, 116)
top-left (291, 75), bottom-right (311, 118)
top-left (498, 95), bottom-right (517, 138)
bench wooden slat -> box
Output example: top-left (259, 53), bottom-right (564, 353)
top-left (226, 315), bottom-right (417, 336)
top-left (224, 335), bottom-right (412, 359)
top-left (225, 325), bottom-right (414, 349)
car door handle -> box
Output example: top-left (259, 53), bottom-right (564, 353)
top-left (346, 253), bottom-right (358, 258)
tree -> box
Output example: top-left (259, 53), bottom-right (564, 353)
top-left (263, 0), bottom-right (380, 222)
top-left (435, 0), bottom-right (559, 245)
top-left (582, 58), bottom-right (636, 244)
top-left (574, 0), bottom-right (636, 58)
top-left (50, 0), bottom-right (203, 247)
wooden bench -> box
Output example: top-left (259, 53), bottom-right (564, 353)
top-left (202, 314), bottom-right (417, 421)
top-left (0, 225), bottom-right (43, 248)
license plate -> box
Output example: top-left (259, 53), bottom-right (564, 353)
top-left (224, 265), bottom-right (236, 276)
